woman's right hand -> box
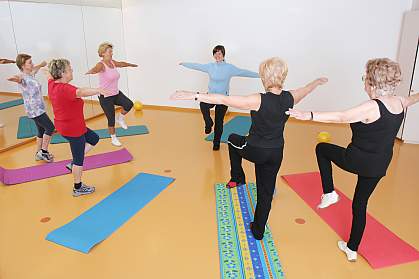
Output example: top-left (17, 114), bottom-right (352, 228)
top-left (315, 77), bottom-right (328, 85)
top-left (7, 75), bottom-right (22, 84)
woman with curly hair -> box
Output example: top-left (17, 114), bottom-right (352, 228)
top-left (287, 58), bottom-right (419, 262)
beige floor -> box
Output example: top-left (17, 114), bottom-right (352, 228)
top-left (0, 108), bottom-right (418, 279)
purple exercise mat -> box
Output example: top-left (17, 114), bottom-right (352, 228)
top-left (0, 148), bottom-right (133, 185)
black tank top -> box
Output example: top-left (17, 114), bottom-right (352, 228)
top-left (345, 99), bottom-right (404, 177)
top-left (246, 91), bottom-right (294, 148)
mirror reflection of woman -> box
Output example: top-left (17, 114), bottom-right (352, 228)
top-left (7, 54), bottom-right (55, 162)
top-left (86, 42), bottom-right (137, 147)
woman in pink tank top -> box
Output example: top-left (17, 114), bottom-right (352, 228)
top-left (86, 42), bottom-right (138, 147)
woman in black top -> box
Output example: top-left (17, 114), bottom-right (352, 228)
top-left (287, 58), bottom-right (419, 262)
top-left (172, 57), bottom-right (328, 240)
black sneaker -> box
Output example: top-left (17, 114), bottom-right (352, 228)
top-left (205, 121), bottom-right (214, 134)
top-left (213, 142), bottom-right (220, 151)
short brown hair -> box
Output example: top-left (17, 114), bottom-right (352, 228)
top-left (365, 58), bottom-right (402, 95)
top-left (16, 54), bottom-right (31, 71)
top-left (213, 45), bottom-right (225, 56)
top-left (98, 42), bottom-right (113, 57)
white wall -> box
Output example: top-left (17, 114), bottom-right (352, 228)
top-left (122, 0), bottom-right (412, 111)
top-left (0, 1), bottom-right (126, 98)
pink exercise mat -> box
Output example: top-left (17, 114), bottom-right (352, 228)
top-left (282, 172), bottom-right (419, 269)
top-left (0, 148), bottom-right (133, 185)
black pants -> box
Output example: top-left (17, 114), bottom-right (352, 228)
top-left (228, 133), bottom-right (283, 240)
top-left (99, 91), bottom-right (133, 127)
top-left (32, 113), bottom-right (55, 138)
top-left (63, 128), bottom-right (99, 166)
top-left (200, 102), bottom-right (228, 144)
top-left (316, 143), bottom-right (381, 251)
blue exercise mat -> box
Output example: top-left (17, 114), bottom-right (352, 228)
top-left (51, 125), bottom-right (149, 144)
top-left (0, 98), bottom-right (23, 110)
top-left (46, 173), bottom-right (175, 253)
top-left (205, 115), bottom-right (251, 143)
top-left (17, 116), bottom-right (38, 139)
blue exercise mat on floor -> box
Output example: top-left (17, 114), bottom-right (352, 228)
top-left (17, 116), bottom-right (38, 139)
top-left (0, 98), bottom-right (23, 110)
top-left (205, 116), bottom-right (251, 143)
top-left (51, 125), bottom-right (149, 144)
top-left (46, 173), bottom-right (175, 253)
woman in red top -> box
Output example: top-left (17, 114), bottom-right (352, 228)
top-left (48, 59), bottom-right (108, 197)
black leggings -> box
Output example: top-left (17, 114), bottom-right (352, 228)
top-left (228, 133), bottom-right (283, 240)
top-left (316, 143), bottom-right (381, 251)
top-left (63, 128), bottom-right (99, 166)
top-left (32, 113), bottom-right (55, 138)
top-left (200, 102), bottom-right (228, 144)
top-left (99, 91), bottom-right (133, 127)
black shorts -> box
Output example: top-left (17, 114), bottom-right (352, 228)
top-left (63, 128), bottom-right (99, 166)
top-left (32, 113), bottom-right (55, 138)
top-left (98, 91), bottom-right (133, 127)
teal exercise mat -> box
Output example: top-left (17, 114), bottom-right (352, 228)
top-left (215, 183), bottom-right (285, 278)
top-left (205, 116), bottom-right (251, 143)
top-left (46, 173), bottom-right (175, 253)
top-left (17, 116), bottom-right (38, 139)
top-left (0, 98), bottom-right (24, 110)
top-left (51, 125), bottom-right (149, 144)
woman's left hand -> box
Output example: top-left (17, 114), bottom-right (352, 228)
top-left (286, 108), bottom-right (312, 120)
top-left (170, 90), bottom-right (195, 100)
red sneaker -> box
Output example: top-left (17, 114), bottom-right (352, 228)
top-left (226, 181), bottom-right (245, 188)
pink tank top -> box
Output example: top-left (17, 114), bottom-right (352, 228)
top-left (98, 60), bottom-right (120, 97)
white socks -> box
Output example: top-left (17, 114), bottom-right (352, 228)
top-left (111, 134), bottom-right (122, 146)
top-left (318, 191), bottom-right (340, 209)
top-left (117, 113), bottom-right (128, 129)
top-left (338, 241), bottom-right (357, 262)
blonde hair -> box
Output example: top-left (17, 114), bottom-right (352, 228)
top-left (16, 53), bottom-right (31, 71)
top-left (365, 58), bottom-right (402, 96)
top-left (259, 57), bottom-right (288, 91)
top-left (98, 42), bottom-right (113, 57)
top-left (48, 59), bottom-right (70, 80)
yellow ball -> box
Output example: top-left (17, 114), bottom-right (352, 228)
top-left (317, 131), bottom-right (331, 143)
top-left (133, 101), bottom-right (143, 111)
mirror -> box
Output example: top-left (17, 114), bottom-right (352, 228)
top-left (0, 0), bottom-right (124, 152)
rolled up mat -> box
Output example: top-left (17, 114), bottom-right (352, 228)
top-left (205, 116), bottom-right (251, 143)
top-left (0, 98), bottom-right (23, 110)
top-left (282, 172), bottom-right (419, 269)
top-left (0, 148), bottom-right (133, 185)
top-left (51, 125), bottom-right (149, 144)
top-left (46, 173), bottom-right (175, 253)
top-left (215, 183), bottom-right (284, 278)
top-left (17, 116), bottom-right (38, 139)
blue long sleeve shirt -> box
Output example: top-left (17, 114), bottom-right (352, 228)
top-left (180, 61), bottom-right (259, 95)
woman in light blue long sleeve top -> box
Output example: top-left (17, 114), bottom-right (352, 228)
top-left (180, 45), bottom-right (259, 150)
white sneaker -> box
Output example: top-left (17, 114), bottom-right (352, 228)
top-left (318, 191), bottom-right (339, 209)
top-left (117, 114), bottom-right (128, 129)
top-left (338, 241), bottom-right (357, 262)
top-left (111, 136), bottom-right (122, 146)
